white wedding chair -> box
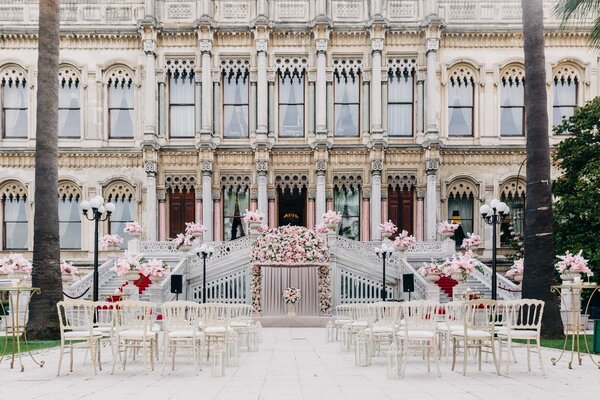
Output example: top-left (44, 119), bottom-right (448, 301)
top-left (436, 301), bottom-right (464, 358)
top-left (229, 304), bottom-right (255, 350)
top-left (57, 300), bottom-right (103, 376)
top-left (450, 300), bottom-right (500, 376)
top-left (366, 302), bottom-right (401, 355)
top-left (161, 301), bottom-right (203, 373)
top-left (111, 300), bottom-right (157, 374)
top-left (396, 300), bottom-right (441, 378)
top-left (497, 299), bottom-right (545, 375)
top-left (93, 301), bottom-right (117, 355)
top-left (199, 303), bottom-right (232, 361)
top-left (333, 305), bottom-right (353, 341)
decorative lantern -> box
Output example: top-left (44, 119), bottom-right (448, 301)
top-left (387, 341), bottom-right (402, 379)
top-left (355, 331), bottom-right (372, 367)
top-left (340, 325), bottom-right (352, 352)
top-left (211, 343), bottom-right (225, 377)
top-left (255, 321), bottom-right (263, 343)
top-left (326, 321), bottom-right (335, 342)
top-left (247, 326), bottom-right (259, 352)
top-left (225, 331), bottom-right (239, 367)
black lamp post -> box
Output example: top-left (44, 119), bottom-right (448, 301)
top-left (375, 243), bottom-right (395, 301)
top-left (479, 199), bottom-right (510, 300)
top-left (80, 196), bottom-right (115, 302)
top-left (196, 243), bottom-right (215, 303)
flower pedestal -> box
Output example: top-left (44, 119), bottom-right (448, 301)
top-left (178, 245), bottom-right (191, 253)
top-left (8, 272), bottom-right (30, 286)
top-left (560, 271), bottom-right (581, 283)
top-left (122, 272), bottom-right (140, 301)
top-left (61, 273), bottom-right (76, 287)
top-left (325, 223), bottom-right (338, 232)
top-left (440, 232), bottom-right (454, 240)
top-left (128, 232), bottom-right (141, 239)
top-left (381, 232), bottom-right (393, 241)
top-left (248, 221), bottom-right (263, 235)
top-left (286, 302), bottom-right (296, 317)
top-left (425, 274), bottom-right (441, 283)
top-left (148, 276), bottom-right (166, 308)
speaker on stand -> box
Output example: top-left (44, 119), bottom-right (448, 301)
top-left (403, 273), bottom-right (415, 301)
top-left (170, 274), bottom-right (183, 301)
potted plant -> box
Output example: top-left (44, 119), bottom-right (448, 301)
top-left (442, 251), bottom-right (479, 283)
top-left (379, 220), bottom-right (398, 240)
top-left (140, 258), bottom-right (170, 285)
top-left (461, 234), bottom-right (482, 253)
top-left (283, 287), bottom-right (301, 316)
top-left (124, 221), bottom-right (142, 238)
top-left (60, 261), bottom-right (79, 285)
top-left (172, 233), bottom-right (194, 252)
top-left (243, 210), bottom-right (265, 233)
top-left (185, 222), bottom-right (206, 238)
top-left (555, 250), bottom-right (592, 282)
top-left (418, 261), bottom-right (443, 282)
top-left (505, 258), bottom-right (524, 283)
top-left (112, 256), bottom-right (145, 283)
top-left (0, 253), bottom-right (32, 283)
top-left (392, 230), bottom-right (417, 255)
top-left (321, 210), bottom-right (342, 230)
top-left (438, 221), bottom-right (459, 240)
top-left (101, 234), bottom-right (124, 251)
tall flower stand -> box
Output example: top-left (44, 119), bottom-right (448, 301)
top-left (148, 275), bottom-right (165, 308)
top-left (286, 302), bottom-right (296, 316)
top-left (451, 273), bottom-right (468, 301)
top-left (122, 272), bottom-right (140, 301)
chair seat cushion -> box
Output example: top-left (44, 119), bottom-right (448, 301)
top-left (450, 329), bottom-right (492, 339)
top-left (334, 319), bottom-right (352, 325)
top-left (398, 330), bottom-right (435, 339)
top-left (369, 325), bottom-right (395, 334)
top-left (204, 326), bottom-right (234, 334)
top-left (437, 323), bottom-right (463, 332)
top-left (64, 329), bottom-right (104, 339)
top-left (230, 321), bottom-right (251, 328)
top-left (351, 321), bottom-right (369, 328)
top-left (168, 329), bottom-right (205, 339)
top-left (118, 329), bottom-right (156, 339)
top-left (497, 329), bottom-right (538, 339)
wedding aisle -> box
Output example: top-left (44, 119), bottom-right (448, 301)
top-left (0, 328), bottom-right (595, 400)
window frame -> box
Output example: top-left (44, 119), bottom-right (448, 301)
top-left (222, 184), bottom-right (250, 241)
top-left (333, 71), bottom-right (361, 138)
top-left (552, 76), bottom-right (578, 131)
top-left (277, 70), bottom-right (306, 138)
top-left (2, 195), bottom-right (28, 250)
top-left (58, 194), bottom-right (81, 250)
top-left (107, 79), bottom-right (134, 139)
top-left (1, 79), bottom-right (28, 139)
top-left (387, 70), bottom-right (415, 137)
top-left (222, 70), bottom-right (250, 139)
top-left (58, 77), bottom-right (81, 139)
top-left (333, 184), bottom-right (361, 241)
top-left (447, 77), bottom-right (474, 137)
top-left (500, 77), bottom-right (525, 137)
top-left (168, 70), bottom-right (196, 139)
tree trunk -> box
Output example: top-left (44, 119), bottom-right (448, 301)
top-left (27, 0), bottom-right (62, 340)
top-left (521, 0), bottom-right (564, 338)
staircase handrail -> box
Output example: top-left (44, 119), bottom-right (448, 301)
top-left (160, 256), bottom-right (189, 302)
top-left (471, 260), bottom-right (521, 300)
top-left (64, 258), bottom-right (116, 298)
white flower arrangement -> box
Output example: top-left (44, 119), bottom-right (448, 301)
top-left (461, 234), bottom-right (482, 250)
top-left (418, 261), bottom-right (443, 277)
top-left (124, 221), bottom-right (142, 234)
top-left (243, 210), bottom-right (264, 224)
top-left (442, 251), bottom-right (480, 281)
top-left (185, 222), bottom-right (206, 236)
top-left (379, 220), bottom-right (398, 234)
top-left (283, 287), bottom-right (301, 304)
top-left (101, 234), bottom-right (124, 249)
top-left (393, 230), bottom-right (417, 250)
top-left (60, 261), bottom-right (79, 275)
top-left (172, 233), bottom-right (194, 249)
top-left (140, 258), bottom-right (170, 278)
top-left (322, 210), bottom-right (342, 225)
top-left (112, 255), bottom-right (145, 276)
top-left (0, 253), bottom-right (33, 274)
top-left (505, 259), bottom-right (524, 278)
top-left (555, 250), bottom-right (592, 275)
top-left (438, 221), bottom-right (459, 234)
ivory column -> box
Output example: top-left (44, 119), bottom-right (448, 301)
top-left (256, 39), bottom-right (268, 135)
top-left (416, 189), bottom-right (425, 241)
top-left (158, 193), bottom-right (166, 241)
top-left (257, 161), bottom-right (268, 219)
top-left (371, 166), bottom-right (382, 241)
top-left (315, 161), bottom-right (327, 223)
top-left (144, 161), bottom-right (157, 241)
top-left (315, 39), bottom-right (327, 134)
top-left (142, 37), bottom-right (157, 136)
top-left (200, 39), bottom-right (213, 135)
top-left (416, 72), bottom-right (425, 134)
top-left (201, 161), bottom-right (213, 241)
top-left (370, 39), bottom-right (383, 132)
top-left (425, 159), bottom-right (439, 241)
top-left (425, 38), bottom-right (439, 134)
top-left (361, 197), bottom-right (370, 241)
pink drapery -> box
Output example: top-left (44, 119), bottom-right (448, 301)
top-left (261, 266), bottom-right (319, 316)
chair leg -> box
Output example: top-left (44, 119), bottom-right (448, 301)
top-left (536, 340), bottom-right (545, 376)
top-left (478, 343), bottom-right (482, 371)
top-left (172, 343), bottom-right (177, 371)
top-left (505, 338), bottom-right (512, 376)
top-left (490, 338), bottom-right (500, 375)
top-left (433, 340), bottom-right (441, 377)
top-left (57, 339), bottom-right (64, 377)
top-left (161, 340), bottom-right (169, 375)
top-left (150, 339), bottom-right (155, 371)
top-left (451, 338), bottom-right (457, 371)
top-left (462, 340), bottom-right (468, 376)
top-left (527, 340), bottom-right (531, 372)
top-left (123, 341), bottom-right (128, 371)
top-left (143, 340), bottom-right (148, 374)
top-left (70, 344), bottom-right (74, 373)
top-left (90, 340), bottom-right (97, 375)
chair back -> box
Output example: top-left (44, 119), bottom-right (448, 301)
top-left (506, 299), bottom-right (545, 332)
top-left (230, 304), bottom-right (253, 322)
top-left (352, 303), bottom-right (376, 324)
top-left (462, 299), bottom-right (498, 333)
top-left (401, 300), bottom-right (438, 332)
top-left (334, 304), bottom-right (352, 320)
top-left (114, 300), bottom-right (156, 333)
top-left (57, 300), bottom-right (95, 334)
top-left (199, 303), bottom-right (231, 328)
top-left (374, 302), bottom-right (400, 324)
top-left (94, 301), bottom-right (116, 329)
top-left (444, 301), bottom-right (465, 324)
top-left (161, 301), bottom-right (200, 333)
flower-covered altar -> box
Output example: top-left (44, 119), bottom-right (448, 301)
top-left (250, 226), bottom-right (331, 317)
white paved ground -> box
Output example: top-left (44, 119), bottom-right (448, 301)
top-left (1, 328), bottom-right (598, 400)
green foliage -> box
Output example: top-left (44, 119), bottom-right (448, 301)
top-left (553, 96), bottom-right (600, 279)
top-left (554, 0), bottom-right (600, 48)
top-left (504, 223), bottom-right (524, 263)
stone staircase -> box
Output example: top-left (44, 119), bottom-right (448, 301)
top-left (92, 274), bottom-right (151, 302)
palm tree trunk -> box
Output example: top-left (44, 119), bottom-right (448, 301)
top-left (27, 0), bottom-right (62, 340)
top-left (521, 0), bottom-right (563, 338)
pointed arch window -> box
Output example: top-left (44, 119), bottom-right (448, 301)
top-left (169, 69), bottom-right (195, 138)
top-left (223, 183), bottom-right (249, 241)
top-left (1, 72), bottom-right (28, 138)
top-left (59, 71), bottom-right (81, 138)
top-left (222, 65), bottom-right (249, 138)
top-left (553, 74), bottom-right (578, 129)
top-left (107, 71), bottom-right (134, 138)
top-left (447, 191), bottom-right (474, 244)
top-left (58, 187), bottom-right (81, 249)
top-left (333, 184), bottom-right (360, 240)
top-left (279, 68), bottom-right (304, 137)
top-left (106, 183), bottom-right (135, 247)
top-left (448, 72), bottom-right (474, 136)
top-left (500, 72), bottom-right (525, 136)
top-left (1, 184), bottom-right (28, 250)
top-left (334, 60), bottom-right (361, 137)
top-left (387, 58), bottom-right (416, 137)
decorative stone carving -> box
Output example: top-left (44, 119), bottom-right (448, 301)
top-left (167, 4), bottom-right (192, 19)
top-left (165, 58), bottom-right (195, 76)
top-left (447, 179), bottom-right (479, 198)
top-left (1, 66), bottom-right (27, 87)
top-left (275, 173), bottom-right (309, 190)
top-left (387, 57), bottom-right (417, 77)
top-left (199, 39), bottom-right (212, 53)
top-left (256, 160), bottom-right (268, 172)
top-left (554, 63), bottom-right (581, 84)
top-left (416, 71), bottom-right (426, 82)
top-left (371, 160), bottom-right (383, 172)
top-left (200, 160), bottom-right (213, 172)
top-left (250, 191), bottom-right (258, 201)
top-left (220, 58), bottom-right (250, 79)
top-left (212, 191), bottom-right (221, 201)
top-left (500, 179), bottom-right (526, 198)
top-left (371, 38), bottom-right (384, 52)
top-left (104, 180), bottom-right (135, 202)
top-left (255, 39), bottom-right (268, 53)
top-left (58, 181), bottom-right (82, 201)
top-left (308, 190), bottom-right (317, 199)
top-left (220, 174), bottom-right (251, 189)
top-left (105, 66), bottom-right (134, 86)
top-left (157, 190), bottom-right (166, 202)
top-left (315, 160), bottom-right (327, 172)
top-left (501, 64), bottom-right (525, 86)
top-left (0, 180), bottom-right (27, 200)
top-left (165, 174), bottom-right (197, 192)
top-left (315, 39), bottom-right (328, 53)
top-left (426, 38), bottom-right (439, 52)
top-left (333, 173), bottom-right (362, 188)
top-left (333, 58), bottom-right (362, 79)
top-left (449, 64), bottom-right (477, 85)
top-left (416, 188), bottom-right (426, 199)
top-left (144, 161), bottom-right (157, 176)
top-left (58, 66), bottom-right (80, 88)
top-left (387, 172), bottom-right (417, 190)
top-left (372, 174), bottom-right (381, 185)
top-left (143, 39), bottom-right (156, 54)
top-left (362, 189), bottom-right (371, 199)
top-left (275, 57), bottom-right (308, 78)
top-left (425, 159), bottom-right (439, 174)
top-left (223, 2), bottom-right (248, 19)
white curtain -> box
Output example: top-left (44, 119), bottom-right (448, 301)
top-left (261, 267), bottom-right (319, 316)
top-left (2, 83), bottom-right (28, 137)
top-left (169, 75), bottom-right (195, 137)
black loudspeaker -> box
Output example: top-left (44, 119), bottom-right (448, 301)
top-left (403, 274), bottom-right (415, 293)
top-left (170, 275), bottom-right (183, 294)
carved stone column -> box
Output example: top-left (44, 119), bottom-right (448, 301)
top-left (256, 39), bottom-right (268, 137)
top-left (144, 161), bottom-right (158, 241)
top-left (315, 39), bottom-right (328, 134)
top-left (416, 187), bottom-right (425, 241)
top-left (158, 190), bottom-right (166, 241)
top-left (425, 38), bottom-right (439, 135)
top-left (416, 71), bottom-right (425, 134)
top-left (315, 161), bottom-right (327, 224)
top-left (257, 160), bottom-right (268, 219)
top-left (142, 34), bottom-right (157, 137)
top-left (362, 191), bottom-right (370, 241)
top-left (201, 160), bottom-right (213, 241)
top-left (371, 161), bottom-right (383, 241)
top-left (425, 159), bottom-right (439, 241)
top-left (370, 38), bottom-right (383, 133)
top-left (200, 39), bottom-right (213, 135)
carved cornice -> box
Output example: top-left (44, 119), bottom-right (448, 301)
top-left (0, 152), bottom-right (143, 169)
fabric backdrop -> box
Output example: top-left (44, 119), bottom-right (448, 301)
top-left (261, 266), bottom-right (319, 316)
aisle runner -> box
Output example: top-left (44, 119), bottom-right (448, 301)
top-left (261, 267), bottom-right (319, 316)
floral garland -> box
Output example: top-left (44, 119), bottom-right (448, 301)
top-left (318, 266), bottom-right (331, 314)
top-left (251, 265), bottom-right (262, 314)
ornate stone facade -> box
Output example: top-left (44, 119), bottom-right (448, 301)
top-left (0, 1), bottom-right (597, 260)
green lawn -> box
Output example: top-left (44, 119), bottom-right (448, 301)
top-left (0, 338), bottom-right (60, 356)
top-left (516, 335), bottom-right (599, 354)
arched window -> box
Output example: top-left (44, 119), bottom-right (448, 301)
top-left (105, 181), bottom-right (135, 246)
top-left (166, 59), bottom-right (195, 138)
top-left (333, 59), bottom-right (361, 137)
top-left (58, 67), bottom-right (81, 138)
top-left (447, 179), bottom-right (478, 243)
top-left (1, 67), bottom-right (28, 138)
top-left (448, 66), bottom-right (475, 136)
top-left (333, 175), bottom-right (361, 240)
top-left (221, 59), bottom-right (249, 138)
top-left (553, 65), bottom-right (579, 129)
top-left (106, 68), bottom-right (134, 138)
top-left (500, 179), bottom-right (526, 247)
top-left (58, 182), bottom-right (81, 249)
top-left (387, 58), bottom-right (416, 137)
top-left (277, 57), bottom-right (306, 137)
top-left (221, 176), bottom-right (250, 241)
top-left (500, 66), bottom-right (525, 136)
top-left (1, 181), bottom-right (28, 250)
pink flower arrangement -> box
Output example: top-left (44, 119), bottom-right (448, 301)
top-left (438, 221), bottom-right (459, 234)
top-left (283, 287), bottom-right (301, 304)
top-left (418, 261), bottom-right (443, 277)
top-left (251, 225), bottom-right (330, 266)
top-left (243, 210), bottom-right (264, 224)
top-left (322, 210), bottom-right (342, 225)
top-left (461, 234), bottom-right (482, 249)
top-left (60, 261), bottom-right (78, 275)
top-left (101, 234), bottom-right (123, 249)
top-left (393, 230), bottom-right (417, 250)
top-left (0, 253), bottom-right (33, 274)
top-left (555, 250), bottom-right (592, 275)
top-left (112, 256), bottom-right (144, 276)
top-left (257, 224), bottom-right (269, 233)
top-left (185, 222), bottom-right (206, 236)
top-left (315, 224), bottom-right (329, 234)
top-left (505, 259), bottom-right (524, 278)
top-left (379, 220), bottom-right (398, 234)
top-left (172, 233), bottom-right (194, 249)
top-left (140, 258), bottom-right (170, 278)
top-left (442, 251), bottom-right (479, 281)
top-left (124, 221), bottom-right (142, 234)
